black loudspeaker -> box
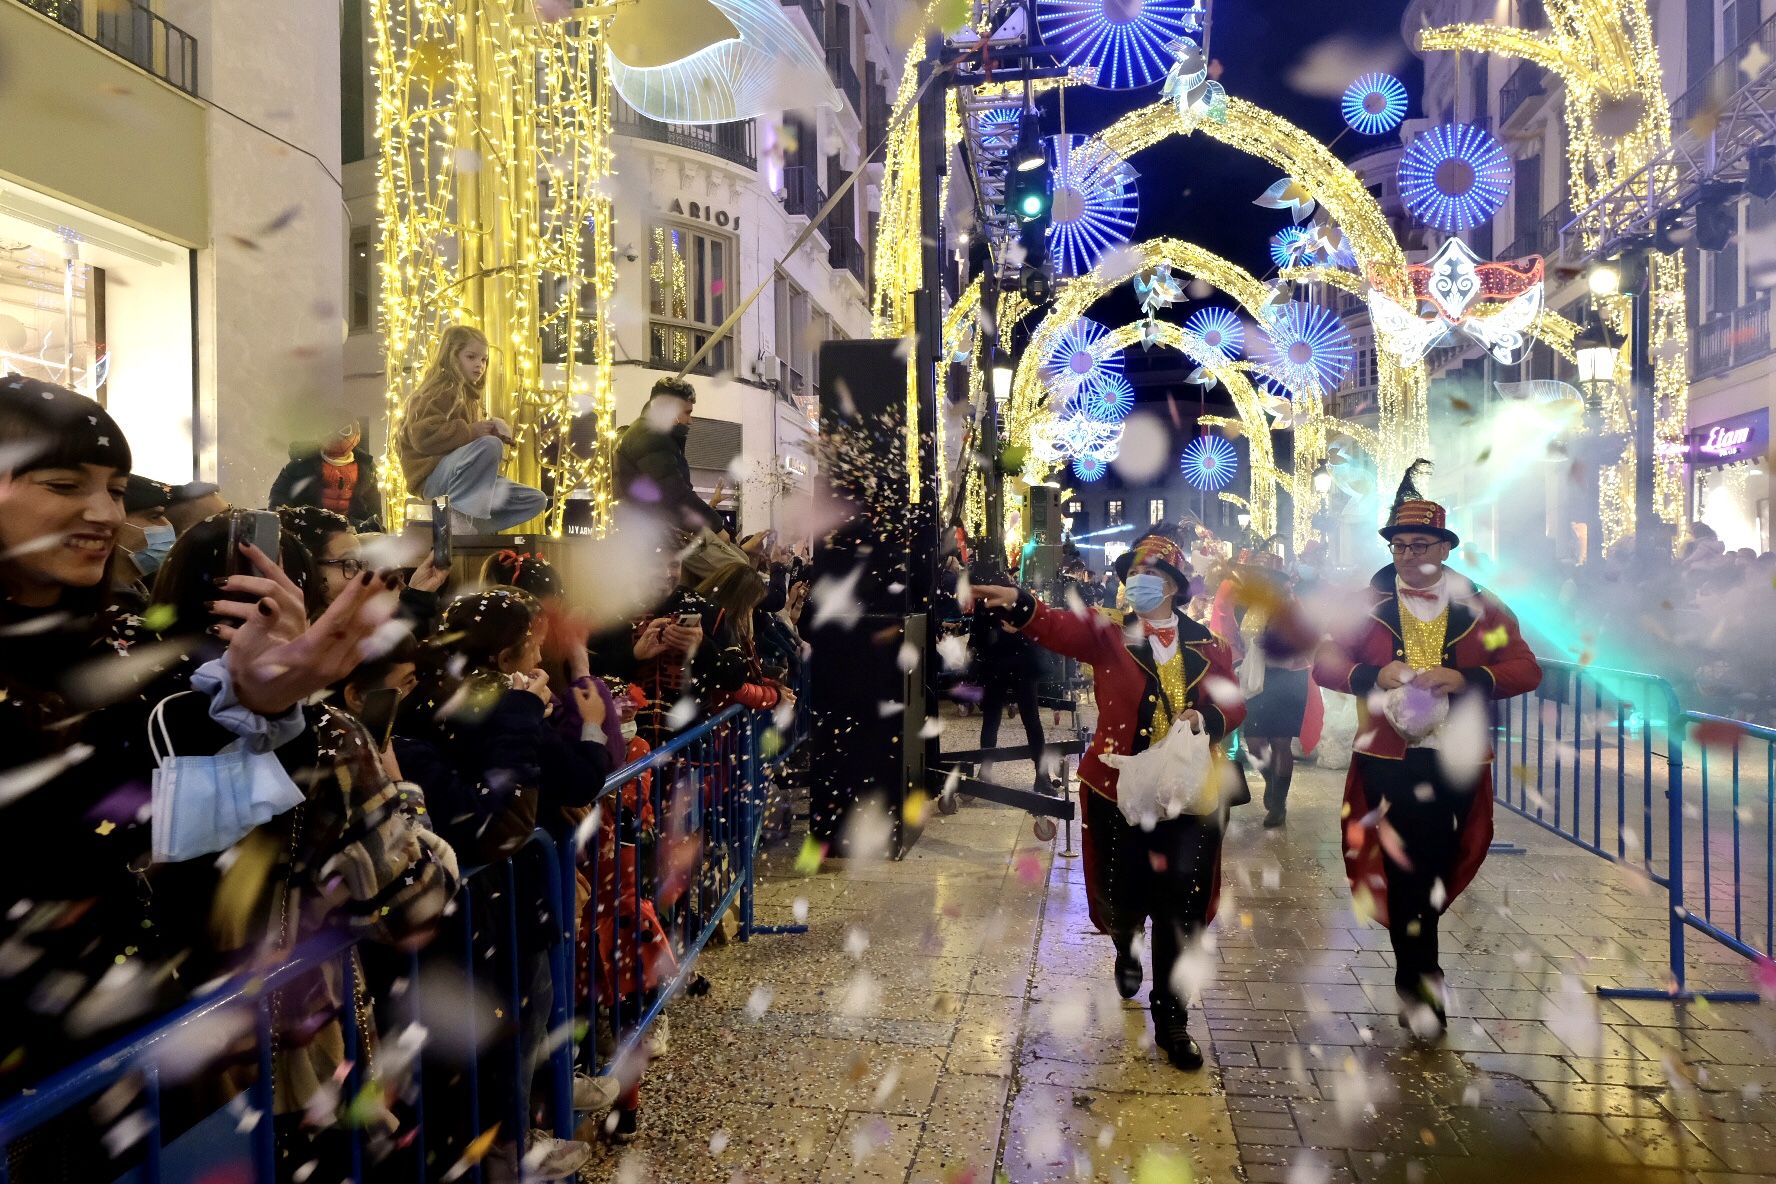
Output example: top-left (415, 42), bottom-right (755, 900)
top-left (1696, 184), bottom-right (1738, 252)
top-left (1750, 145), bottom-right (1776, 201)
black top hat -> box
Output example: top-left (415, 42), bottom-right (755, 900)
top-left (1378, 459), bottom-right (1459, 546)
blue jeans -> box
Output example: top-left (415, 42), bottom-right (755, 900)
top-left (421, 435), bottom-right (547, 531)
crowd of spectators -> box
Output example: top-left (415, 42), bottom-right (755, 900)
top-left (0, 374), bottom-right (811, 1182)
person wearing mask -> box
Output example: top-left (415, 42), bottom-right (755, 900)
top-left (276, 505), bottom-right (448, 634)
top-left (1312, 462), bottom-right (1541, 1039)
top-left (118, 475), bottom-right (177, 586)
top-left (972, 526), bottom-right (1243, 1071)
top-left (613, 377), bottom-right (725, 536)
top-left (268, 421), bottom-right (384, 529)
top-left (396, 324), bottom-right (547, 533)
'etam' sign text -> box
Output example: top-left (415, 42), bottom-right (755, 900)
top-left (1687, 409), bottom-right (1769, 468)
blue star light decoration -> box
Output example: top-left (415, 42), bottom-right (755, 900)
top-left (1072, 454), bottom-right (1108, 482)
top-left (1081, 371), bottom-right (1135, 421)
top-left (1183, 306), bottom-right (1243, 363)
top-left (1037, 0), bottom-right (1207, 90)
top-left (1397, 122), bottom-right (1513, 232)
top-left (1046, 135), bottom-right (1140, 278)
top-left (1269, 226), bottom-right (1319, 269)
top-left (1040, 317), bottom-right (1124, 395)
top-left (1133, 265), bottom-right (1184, 315)
top-left (1342, 73), bottom-right (1409, 136)
top-left (1258, 301), bottom-right (1355, 397)
top-left (1180, 434), bottom-right (1239, 491)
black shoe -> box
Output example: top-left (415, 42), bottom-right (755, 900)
top-left (1114, 947), bottom-right (1142, 999)
top-left (1262, 809), bottom-right (1287, 829)
top-left (601, 1105), bottom-right (639, 1144)
top-left (1151, 999), bottom-right (1204, 1071)
top-left (1395, 982), bottom-right (1447, 1040)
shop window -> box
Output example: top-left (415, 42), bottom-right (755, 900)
top-left (1065, 499), bottom-right (1083, 515)
top-left (1148, 498), bottom-right (1166, 525)
top-left (650, 223), bottom-right (732, 375)
top-left (0, 239), bottom-right (105, 399)
top-left (348, 228), bottom-right (373, 333)
top-left (1107, 499), bottom-right (1124, 526)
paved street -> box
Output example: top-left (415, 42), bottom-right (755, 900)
top-left (584, 704), bottom-right (1776, 1183)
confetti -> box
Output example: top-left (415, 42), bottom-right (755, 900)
top-left (794, 835), bottom-right (825, 875)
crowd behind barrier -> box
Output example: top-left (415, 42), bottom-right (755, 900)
top-left (0, 693), bottom-right (806, 1183)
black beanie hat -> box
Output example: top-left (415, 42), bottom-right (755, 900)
top-left (0, 373), bottom-right (132, 477)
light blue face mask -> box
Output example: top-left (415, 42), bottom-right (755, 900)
top-left (148, 695), bottom-right (305, 864)
top-left (136, 524), bottom-right (176, 577)
top-left (1124, 571), bottom-right (1170, 614)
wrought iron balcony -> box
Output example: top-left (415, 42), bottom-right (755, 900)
top-left (782, 165), bottom-right (827, 221)
top-left (780, 0), bottom-right (825, 42)
top-left (826, 46), bottom-right (862, 112)
top-left (13, 0), bottom-right (198, 94)
top-left (1693, 295), bottom-right (1772, 380)
top-left (825, 221), bottom-right (864, 283)
top-left (1498, 60), bottom-right (1547, 129)
top-left (612, 96), bottom-right (755, 170)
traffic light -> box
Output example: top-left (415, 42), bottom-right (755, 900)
top-left (1009, 157), bottom-right (1051, 222)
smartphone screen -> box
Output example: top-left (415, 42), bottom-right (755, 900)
top-left (677, 611), bottom-right (701, 628)
top-left (358, 687), bottom-right (400, 750)
top-left (430, 496), bottom-right (452, 568)
top-left (225, 510), bottom-right (281, 579)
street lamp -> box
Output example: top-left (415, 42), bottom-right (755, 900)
top-left (1573, 314), bottom-right (1618, 414)
top-left (1586, 262), bottom-right (1621, 297)
top-left (991, 365), bottom-right (1013, 403)
top-left (1236, 510), bottom-right (1251, 530)
top-left (1312, 463), bottom-right (1333, 494)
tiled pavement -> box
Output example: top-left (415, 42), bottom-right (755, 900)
top-left (582, 704), bottom-right (1776, 1183)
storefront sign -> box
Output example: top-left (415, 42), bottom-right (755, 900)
top-left (1688, 409), bottom-right (1769, 468)
top-left (667, 198), bottom-right (740, 231)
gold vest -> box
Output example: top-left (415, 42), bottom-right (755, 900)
top-left (1147, 648), bottom-right (1191, 745)
top-left (1399, 604), bottom-right (1450, 671)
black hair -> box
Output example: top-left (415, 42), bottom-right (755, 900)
top-left (0, 374), bottom-right (131, 477)
top-left (150, 511), bottom-right (324, 635)
top-left (344, 631), bottom-right (421, 693)
top-left (438, 586), bottom-right (541, 672)
top-left (648, 376), bottom-right (695, 403)
top-left (277, 505), bottom-right (354, 560)
top-left (479, 550), bottom-right (563, 599)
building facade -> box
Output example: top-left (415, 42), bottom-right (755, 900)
top-left (0, 0), bottom-right (347, 499)
top-left (342, 0), bottom-right (912, 536)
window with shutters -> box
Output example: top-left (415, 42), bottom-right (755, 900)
top-left (649, 223), bottom-right (734, 375)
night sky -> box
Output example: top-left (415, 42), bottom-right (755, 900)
top-left (1019, 0), bottom-right (1420, 391)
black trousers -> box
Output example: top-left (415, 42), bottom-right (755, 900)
top-left (1355, 749), bottom-right (1464, 992)
top-left (1084, 791), bottom-right (1221, 1008)
top-left (979, 675), bottom-right (1045, 779)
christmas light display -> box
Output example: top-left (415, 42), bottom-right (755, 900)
top-left (1040, 316), bottom-right (1125, 395)
top-left (1397, 122), bottom-right (1512, 232)
top-left (1072, 454), bottom-right (1108, 482)
top-left (1342, 73), bottom-right (1409, 136)
top-left (1269, 226), bottom-right (1318, 269)
top-left (1046, 134), bottom-right (1141, 278)
top-left (1365, 238), bottom-right (1545, 366)
top-left (1180, 434), bottom-right (1239, 491)
top-left (1184, 306), bottom-right (1244, 362)
top-left (1082, 370), bottom-right (1135, 421)
top-left (372, 0), bottom-right (615, 533)
top-left (1420, 0), bottom-right (1689, 545)
top-left (1036, 0), bottom-right (1208, 90)
top-left (1258, 301), bottom-right (1355, 397)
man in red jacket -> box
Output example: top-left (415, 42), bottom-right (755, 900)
top-left (975, 526), bottom-right (1243, 1070)
top-left (1312, 462), bottom-right (1540, 1037)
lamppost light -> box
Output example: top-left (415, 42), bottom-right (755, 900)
top-left (1586, 263), bottom-right (1621, 297)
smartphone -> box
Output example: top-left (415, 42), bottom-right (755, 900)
top-left (358, 686), bottom-right (400, 751)
top-left (429, 496), bottom-right (452, 568)
top-left (225, 509), bottom-right (281, 578)
top-left (676, 611), bottom-right (701, 629)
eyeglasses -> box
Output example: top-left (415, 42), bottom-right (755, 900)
top-left (319, 557), bottom-right (368, 576)
top-left (1388, 541), bottom-right (1440, 557)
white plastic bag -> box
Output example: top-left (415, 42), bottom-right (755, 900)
top-left (1313, 693), bottom-right (1358, 770)
top-left (1380, 682), bottom-right (1449, 745)
top-left (1102, 723), bottom-right (1217, 828)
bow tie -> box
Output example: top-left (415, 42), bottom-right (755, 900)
top-left (1143, 622), bottom-right (1177, 647)
top-left (1399, 586), bottom-right (1441, 602)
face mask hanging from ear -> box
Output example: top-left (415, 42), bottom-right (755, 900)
top-left (136, 524), bottom-right (176, 576)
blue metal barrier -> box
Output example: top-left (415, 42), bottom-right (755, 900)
top-left (0, 700), bottom-right (806, 1181)
top-left (1679, 711), bottom-right (1774, 988)
top-left (1495, 660), bottom-right (1762, 1003)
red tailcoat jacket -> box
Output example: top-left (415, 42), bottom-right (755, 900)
top-left (1008, 592), bottom-right (1245, 931)
top-left (1311, 565), bottom-right (1541, 924)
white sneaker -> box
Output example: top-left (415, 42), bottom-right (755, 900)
top-left (572, 1072), bottom-right (620, 1113)
top-left (524, 1133), bottom-right (595, 1180)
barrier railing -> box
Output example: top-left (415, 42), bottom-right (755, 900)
top-left (1495, 660), bottom-right (1763, 1003)
top-left (1680, 711), bottom-right (1775, 978)
top-left (0, 699), bottom-right (805, 1181)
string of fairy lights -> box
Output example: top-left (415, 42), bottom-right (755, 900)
top-left (371, 0), bottom-right (614, 535)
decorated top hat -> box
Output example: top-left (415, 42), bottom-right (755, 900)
top-left (1379, 459), bottom-right (1459, 546)
top-left (1114, 525), bottom-right (1190, 587)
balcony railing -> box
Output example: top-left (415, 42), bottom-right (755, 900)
top-left (1498, 59), bottom-right (1547, 127)
top-left (1674, 9), bottom-right (1776, 124)
top-left (14, 0), bottom-right (198, 94)
top-left (612, 96), bottom-right (755, 170)
top-left (1694, 294), bottom-right (1772, 379)
top-left (1537, 197), bottom-right (1571, 259)
top-left (826, 46), bottom-right (862, 112)
top-left (781, 0), bottom-right (825, 40)
top-left (826, 221), bottom-right (864, 283)
top-left (782, 165), bottom-right (827, 223)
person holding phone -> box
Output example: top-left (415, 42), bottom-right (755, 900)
top-left (396, 325), bottom-right (548, 534)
